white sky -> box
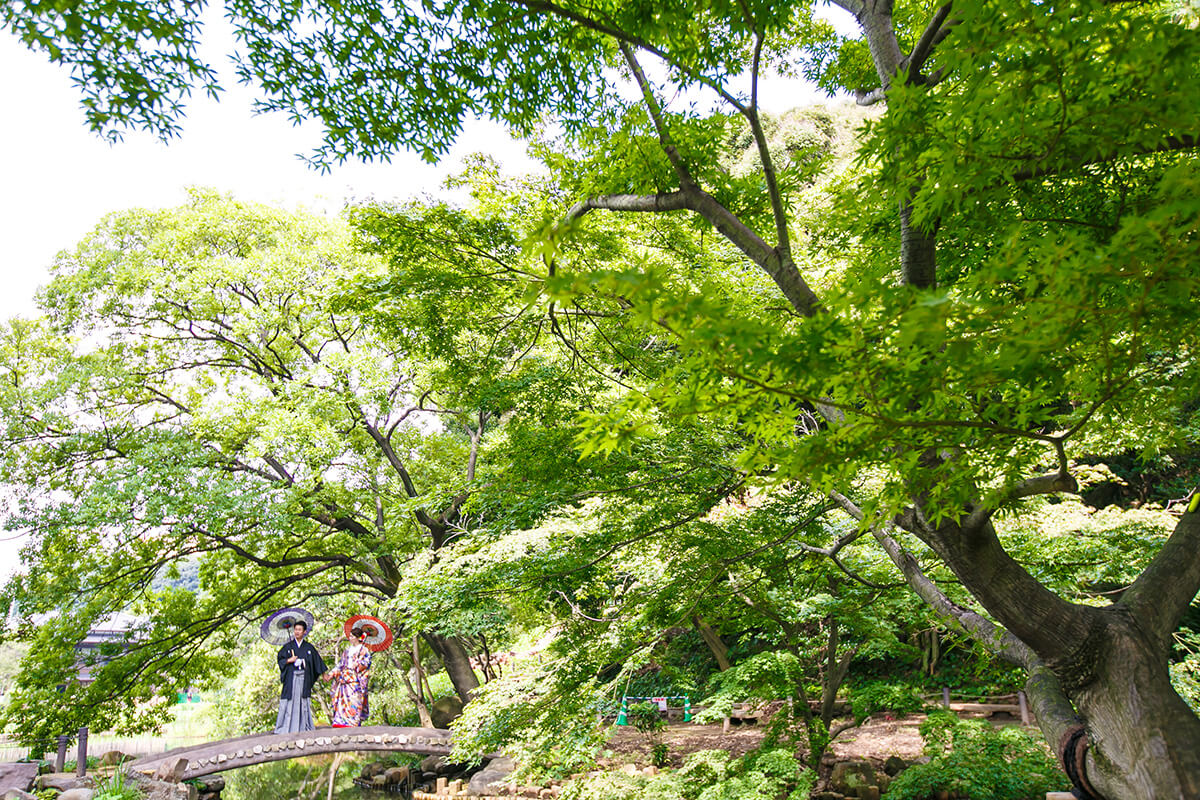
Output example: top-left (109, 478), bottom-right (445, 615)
top-left (0, 7), bottom-right (855, 579)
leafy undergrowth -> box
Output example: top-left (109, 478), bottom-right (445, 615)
top-left (561, 748), bottom-right (815, 800)
top-left (882, 710), bottom-right (1068, 800)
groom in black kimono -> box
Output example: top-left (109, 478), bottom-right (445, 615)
top-left (274, 620), bottom-right (327, 733)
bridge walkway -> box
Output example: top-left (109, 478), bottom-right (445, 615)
top-left (126, 725), bottom-right (454, 780)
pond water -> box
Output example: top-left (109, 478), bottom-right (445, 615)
top-left (219, 755), bottom-right (411, 800)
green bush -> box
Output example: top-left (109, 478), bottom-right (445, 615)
top-left (883, 710), bottom-right (1068, 800)
top-left (560, 748), bottom-right (814, 800)
top-left (850, 681), bottom-right (927, 719)
top-left (559, 771), bottom-right (654, 800)
top-left (676, 750), bottom-right (733, 797)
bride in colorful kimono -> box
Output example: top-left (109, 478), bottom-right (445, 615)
top-left (324, 623), bottom-right (374, 726)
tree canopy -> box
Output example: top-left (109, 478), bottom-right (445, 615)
top-left (3, 0), bottom-right (1200, 796)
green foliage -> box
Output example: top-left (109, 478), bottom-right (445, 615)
top-left (1171, 629), bottom-right (1200, 712)
top-left (627, 702), bottom-right (666, 737)
top-left (849, 681), bottom-right (927, 720)
top-left (93, 768), bottom-right (141, 800)
top-left (7, 0), bottom-right (1200, 786)
top-left (883, 710), bottom-right (1068, 800)
top-left (451, 658), bottom-right (610, 780)
top-left (559, 748), bottom-right (813, 800)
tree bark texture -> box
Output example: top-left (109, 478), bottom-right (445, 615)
top-left (421, 631), bottom-right (481, 703)
top-left (692, 615), bottom-right (732, 671)
top-left (910, 507), bottom-right (1200, 799)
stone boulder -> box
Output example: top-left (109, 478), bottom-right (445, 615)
top-left (418, 754), bottom-right (467, 776)
top-left (57, 790), bottom-right (95, 800)
top-left (34, 774), bottom-right (93, 792)
top-left (883, 755), bottom-right (907, 776)
top-left (98, 751), bottom-right (128, 767)
top-left (124, 770), bottom-right (198, 800)
top-left (467, 756), bottom-right (516, 795)
top-left (193, 776), bottom-right (224, 793)
top-left (431, 695), bottom-right (464, 728)
top-left (3, 790), bottom-right (38, 800)
top-left (382, 767), bottom-right (409, 784)
top-left (360, 762), bottom-right (387, 779)
top-left (829, 759), bottom-right (877, 799)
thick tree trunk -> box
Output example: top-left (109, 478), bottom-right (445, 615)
top-left (1070, 610), bottom-right (1200, 799)
top-left (691, 615), bottom-right (732, 671)
top-left (906, 506), bottom-right (1200, 799)
top-left (422, 630), bottom-right (480, 703)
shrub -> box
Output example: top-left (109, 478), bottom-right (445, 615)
top-left (676, 750), bottom-right (733, 798)
top-left (883, 710), bottom-right (1068, 800)
top-left (561, 747), bottom-right (814, 800)
top-left (850, 681), bottom-right (927, 719)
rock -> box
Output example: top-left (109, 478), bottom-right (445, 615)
top-left (372, 775), bottom-right (388, 787)
top-left (3, 790), bottom-right (37, 800)
top-left (431, 695), bottom-right (465, 728)
top-left (539, 790), bottom-right (554, 799)
top-left (195, 776), bottom-right (225, 792)
top-left (859, 787), bottom-right (881, 800)
top-left (383, 767), bottom-right (409, 784)
top-left (360, 762), bottom-right (386, 779)
top-left (98, 751), bottom-right (128, 767)
top-left (811, 793), bottom-right (844, 800)
top-left (153, 757), bottom-right (191, 783)
top-left (876, 773), bottom-right (891, 793)
top-left (56, 791), bottom-right (94, 800)
top-left (883, 755), bottom-right (907, 776)
top-left (35, 774), bottom-right (93, 792)
top-left (619, 763), bottom-right (640, 776)
top-left (467, 756), bottom-right (516, 795)
top-left (123, 772), bottom-right (198, 800)
top-left (642, 766), bottom-right (658, 776)
top-left (829, 760), bottom-right (877, 798)
top-left (419, 755), bottom-right (444, 773)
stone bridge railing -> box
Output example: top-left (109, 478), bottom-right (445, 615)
top-left (126, 725), bottom-right (456, 780)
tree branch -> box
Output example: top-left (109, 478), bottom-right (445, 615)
top-left (1012, 134), bottom-right (1200, 182)
top-left (829, 490), bottom-right (1035, 667)
top-left (567, 190), bottom-right (819, 316)
top-left (904, 2), bottom-right (956, 79)
top-left (964, 468), bottom-right (1079, 529)
top-left (1120, 495), bottom-right (1200, 650)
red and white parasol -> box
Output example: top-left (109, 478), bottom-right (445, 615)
top-left (343, 614), bottom-right (394, 652)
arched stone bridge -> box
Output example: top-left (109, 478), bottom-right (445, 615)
top-left (127, 725), bottom-right (456, 780)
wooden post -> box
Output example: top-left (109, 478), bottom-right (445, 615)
top-left (75, 727), bottom-right (88, 777)
top-left (327, 752), bottom-right (343, 800)
top-left (941, 687), bottom-right (951, 707)
top-left (55, 735), bottom-right (70, 773)
top-left (1018, 691), bottom-right (1030, 725)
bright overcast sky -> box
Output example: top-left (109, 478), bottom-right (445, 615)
top-left (0, 10), bottom-right (853, 578)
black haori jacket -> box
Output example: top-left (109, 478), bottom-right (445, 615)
top-left (277, 640), bottom-right (328, 700)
